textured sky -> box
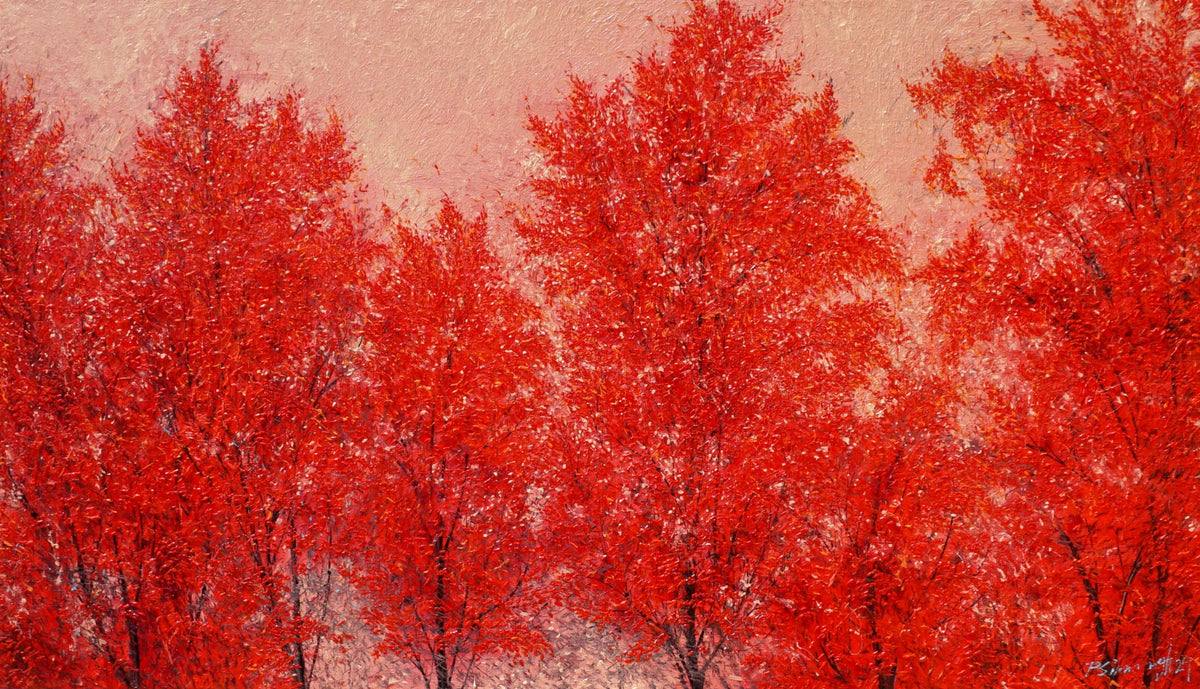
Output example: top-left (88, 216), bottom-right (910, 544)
top-left (1, 0), bottom-right (1043, 236)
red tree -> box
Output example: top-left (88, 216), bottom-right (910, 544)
top-left (760, 350), bottom-right (1008, 689)
top-left (17, 47), bottom-right (375, 688)
top-left (0, 75), bottom-right (105, 688)
top-left (912, 0), bottom-right (1200, 685)
top-left (348, 201), bottom-right (550, 689)
top-left (522, 3), bottom-right (897, 688)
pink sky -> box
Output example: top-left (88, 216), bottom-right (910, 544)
top-left (1, 0), bottom-right (1042, 237)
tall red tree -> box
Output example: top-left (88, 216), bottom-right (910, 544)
top-left (522, 3), bottom-right (897, 688)
top-left (0, 75), bottom-right (105, 688)
top-left (348, 201), bottom-right (549, 689)
top-left (912, 0), bottom-right (1200, 685)
top-left (20, 47), bottom-right (375, 688)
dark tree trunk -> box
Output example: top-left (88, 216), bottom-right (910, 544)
top-left (288, 515), bottom-right (309, 689)
top-left (434, 535), bottom-right (452, 689)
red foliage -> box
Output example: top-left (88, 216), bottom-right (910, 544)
top-left (348, 201), bottom-right (550, 689)
top-left (760, 347), bottom-right (1012, 689)
top-left (912, 0), bottom-right (1200, 685)
top-left (0, 48), bottom-right (374, 688)
top-left (0, 75), bottom-right (107, 688)
top-left (523, 3), bottom-right (897, 688)
top-left (104, 46), bottom-right (372, 687)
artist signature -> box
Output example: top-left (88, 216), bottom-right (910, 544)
top-left (1086, 655), bottom-right (1193, 682)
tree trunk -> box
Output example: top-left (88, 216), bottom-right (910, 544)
top-left (434, 535), bottom-right (452, 689)
top-left (677, 575), bottom-right (706, 689)
top-left (118, 572), bottom-right (142, 689)
top-left (288, 514), bottom-right (309, 689)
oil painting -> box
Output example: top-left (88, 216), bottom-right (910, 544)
top-left (2, 2), bottom-right (1195, 687)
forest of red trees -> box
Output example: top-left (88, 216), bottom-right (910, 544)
top-left (1, 1), bottom-right (1198, 687)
